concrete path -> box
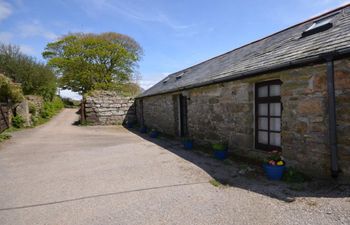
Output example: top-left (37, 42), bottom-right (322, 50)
top-left (0, 109), bottom-right (349, 225)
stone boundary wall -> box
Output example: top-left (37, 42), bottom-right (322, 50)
top-left (26, 95), bottom-right (44, 117)
top-left (0, 104), bottom-right (10, 133)
top-left (83, 91), bottom-right (136, 125)
top-left (0, 95), bottom-right (44, 131)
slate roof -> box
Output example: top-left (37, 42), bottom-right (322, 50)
top-left (139, 4), bottom-right (350, 98)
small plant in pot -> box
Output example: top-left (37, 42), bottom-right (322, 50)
top-left (149, 129), bottom-right (159, 138)
top-left (263, 150), bottom-right (286, 180)
top-left (212, 143), bottom-right (228, 160)
top-left (182, 138), bottom-right (193, 150)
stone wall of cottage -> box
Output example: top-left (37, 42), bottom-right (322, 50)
top-left (137, 58), bottom-right (350, 178)
top-left (334, 59), bottom-right (350, 177)
top-left (280, 64), bottom-right (330, 176)
top-left (83, 91), bottom-right (136, 125)
top-left (187, 82), bottom-right (254, 151)
top-left (135, 98), bottom-right (143, 126)
top-left (142, 94), bottom-right (177, 135)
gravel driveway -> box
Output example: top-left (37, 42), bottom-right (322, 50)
top-left (0, 109), bottom-right (349, 225)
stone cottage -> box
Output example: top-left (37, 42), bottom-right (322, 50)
top-left (135, 5), bottom-right (350, 179)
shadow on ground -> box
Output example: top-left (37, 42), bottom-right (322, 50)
top-left (127, 127), bottom-right (350, 203)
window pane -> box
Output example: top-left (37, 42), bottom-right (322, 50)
top-left (258, 104), bottom-right (268, 116)
top-left (269, 85), bottom-right (281, 96)
top-left (270, 133), bottom-right (281, 147)
top-left (258, 131), bottom-right (268, 144)
top-left (270, 118), bottom-right (281, 131)
top-left (258, 86), bottom-right (268, 97)
top-left (258, 117), bottom-right (268, 130)
top-left (270, 103), bottom-right (281, 116)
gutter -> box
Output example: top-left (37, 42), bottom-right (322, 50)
top-left (137, 47), bottom-right (350, 99)
top-left (324, 56), bottom-right (340, 178)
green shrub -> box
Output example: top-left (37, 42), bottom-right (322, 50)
top-left (62, 98), bottom-right (81, 108)
top-left (0, 74), bottom-right (24, 103)
top-left (40, 96), bottom-right (64, 119)
top-left (209, 179), bottom-right (222, 187)
top-left (283, 167), bottom-right (310, 183)
top-left (28, 102), bottom-right (37, 115)
top-left (12, 115), bottom-right (25, 128)
top-left (0, 133), bottom-right (11, 142)
top-left (212, 143), bottom-right (227, 151)
top-left (0, 43), bottom-right (57, 101)
top-left (31, 114), bottom-right (39, 126)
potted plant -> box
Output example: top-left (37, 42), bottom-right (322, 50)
top-left (149, 129), bottom-right (159, 138)
top-left (182, 138), bottom-right (193, 150)
top-left (212, 143), bottom-right (228, 160)
top-left (263, 150), bottom-right (286, 180)
top-left (139, 125), bottom-right (148, 133)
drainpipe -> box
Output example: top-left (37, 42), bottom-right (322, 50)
top-left (325, 57), bottom-right (339, 178)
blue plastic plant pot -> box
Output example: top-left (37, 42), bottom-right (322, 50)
top-left (263, 164), bottom-right (285, 180)
top-left (140, 127), bottom-right (147, 133)
top-left (183, 140), bottom-right (193, 150)
top-left (149, 130), bottom-right (158, 138)
top-left (214, 150), bottom-right (228, 160)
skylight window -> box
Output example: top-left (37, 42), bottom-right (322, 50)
top-left (163, 77), bottom-right (170, 83)
top-left (176, 72), bottom-right (184, 80)
top-left (305, 16), bottom-right (333, 31)
top-left (302, 14), bottom-right (337, 37)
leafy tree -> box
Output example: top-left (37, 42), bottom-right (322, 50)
top-left (43, 32), bottom-right (143, 95)
top-left (0, 43), bottom-right (57, 100)
top-left (0, 73), bottom-right (24, 103)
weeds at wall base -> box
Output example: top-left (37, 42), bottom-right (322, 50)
top-left (0, 133), bottom-right (11, 142)
top-left (209, 179), bottom-right (222, 187)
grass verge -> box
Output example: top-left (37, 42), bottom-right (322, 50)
top-left (209, 179), bottom-right (222, 187)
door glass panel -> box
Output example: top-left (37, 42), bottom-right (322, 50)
top-left (270, 133), bottom-right (281, 147)
top-left (270, 85), bottom-right (281, 96)
top-left (270, 103), bottom-right (281, 116)
top-left (270, 118), bottom-right (281, 131)
top-left (258, 131), bottom-right (268, 144)
top-left (258, 86), bottom-right (268, 97)
top-left (258, 117), bottom-right (268, 130)
top-left (258, 104), bottom-right (268, 116)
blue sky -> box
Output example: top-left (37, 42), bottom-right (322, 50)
top-left (1, 0), bottom-right (349, 98)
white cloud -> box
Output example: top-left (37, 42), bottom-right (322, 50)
top-left (139, 80), bottom-right (158, 90)
top-left (0, 31), bottom-right (13, 43)
top-left (139, 72), bottom-right (170, 90)
top-left (19, 44), bottom-right (36, 55)
top-left (18, 20), bottom-right (58, 40)
top-left (52, 21), bottom-right (93, 34)
top-left (59, 89), bottom-right (82, 100)
top-left (0, 0), bottom-right (12, 22)
top-left (78, 0), bottom-right (194, 31)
